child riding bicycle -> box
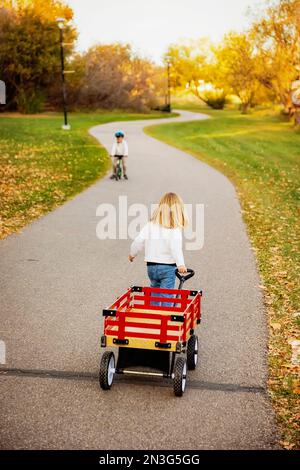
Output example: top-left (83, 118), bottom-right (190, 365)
top-left (110, 130), bottom-right (128, 180)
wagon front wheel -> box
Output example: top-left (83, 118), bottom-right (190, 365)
top-left (99, 351), bottom-right (115, 390)
top-left (173, 356), bottom-right (187, 397)
top-left (187, 335), bottom-right (199, 370)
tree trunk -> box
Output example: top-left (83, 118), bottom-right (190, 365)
top-left (240, 102), bottom-right (250, 114)
top-left (294, 107), bottom-right (300, 129)
top-left (280, 91), bottom-right (293, 117)
top-left (191, 87), bottom-right (208, 106)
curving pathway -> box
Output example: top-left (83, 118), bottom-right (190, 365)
top-left (0, 110), bottom-right (278, 449)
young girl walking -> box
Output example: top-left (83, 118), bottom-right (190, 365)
top-left (129, 192), bottom-right (188, 304)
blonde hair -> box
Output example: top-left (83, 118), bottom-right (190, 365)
top-left (151, 192), bottom-right (188, 229)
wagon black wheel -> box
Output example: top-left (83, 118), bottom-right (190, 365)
top-left (187, 335), bottom-right (199, 370)
top-left (173, 356), bottom-right (187, 397)
top-left (99, 351), bottom-right (115, 390)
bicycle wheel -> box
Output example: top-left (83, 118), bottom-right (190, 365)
top-left (116, 162), bottom-right (122, 180)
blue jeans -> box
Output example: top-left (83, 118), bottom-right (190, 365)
top-left (147, 264), bottom-right (176, 307)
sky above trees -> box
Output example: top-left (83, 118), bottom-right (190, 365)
top-left (66, 0), bottom-right (258, 63)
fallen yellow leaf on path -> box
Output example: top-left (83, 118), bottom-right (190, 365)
top-left (270, 322), bottom-right (281, 330)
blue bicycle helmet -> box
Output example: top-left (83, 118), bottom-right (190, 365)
top-left (115, 130), bottom-right (125, 138)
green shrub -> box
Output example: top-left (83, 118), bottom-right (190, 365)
top-left (16, 88), bottom-right (46, 114)
top-left (204, 90), bottom-right (227, 110)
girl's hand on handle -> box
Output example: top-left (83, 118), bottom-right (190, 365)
top-left (177, 265), bottom-right (187, 274)
top-left (129, 255), bottom-right (135, 262)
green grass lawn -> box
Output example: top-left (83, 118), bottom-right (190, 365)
top-left (146, 107), bottom-right (300, 449)
top-left (0, 110), bottom-right (173, 239)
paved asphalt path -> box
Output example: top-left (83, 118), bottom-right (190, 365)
top-left (0, 110), bottom-right (279, 449)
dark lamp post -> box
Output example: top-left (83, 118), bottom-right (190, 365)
top-left (56, 17), bottom-right (71, 130)
top-left (166, 59), bottom-right (171, 113)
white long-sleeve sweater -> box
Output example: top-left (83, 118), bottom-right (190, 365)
top-left (130, 222), bottom-right (185, 266)
top-left (111, 141), bottom-right (128, 156)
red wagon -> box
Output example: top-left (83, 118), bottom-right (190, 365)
top-left (100, 269), bottom-right (202, 396)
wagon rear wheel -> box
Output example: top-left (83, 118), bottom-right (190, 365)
top-left (99, 351), bottom-right (115, 390)
top-left (187, 335), bottom-right (199, 370)
top-left (173, 356), bottom-right (187, 397)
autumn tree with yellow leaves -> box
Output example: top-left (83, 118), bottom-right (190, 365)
top-left (1, 0), bottom-right (299, 118)
top-left (213, 32), bottom-right (270, 114)
top-left (165, 39), bottom-right (227, 109)
top-left (0, 0), bottom-right (76, 112)
top-left (0, 0), bottom-right (164, 112)
top-left (165, 1), bottom-right (300, 119)
top-left (251, 0), bottom-right (300, 122)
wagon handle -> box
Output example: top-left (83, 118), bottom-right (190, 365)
top-left (175, 268), bottom-right (195, 290)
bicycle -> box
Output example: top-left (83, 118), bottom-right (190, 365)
top-left (115, 157), bottom-right (123, 180)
